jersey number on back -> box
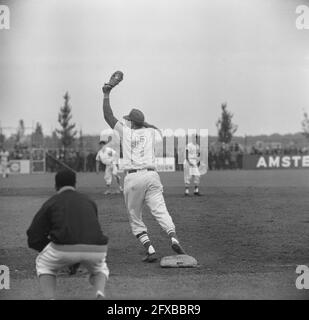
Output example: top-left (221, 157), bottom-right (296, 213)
top-left (131, 135), bottom-right (147, 158)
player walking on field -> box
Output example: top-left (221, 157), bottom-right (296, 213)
top-left (184, 135), bottom-right (201, 196)
top-left (0, 148), bottom-right (9, 178)
top-left (101, 72), bottom-right (186, 262)
top-left (96, 136), bottom-right (123, 194)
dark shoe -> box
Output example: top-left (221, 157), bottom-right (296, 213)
top-left (171, 241), bottom-right (186, 255)
top-left (142, 252), bottom-right (158, 263)
top-left (194, 192), bottom-right (201, 196)
top-left (68, 263), bottom-right (80, 275)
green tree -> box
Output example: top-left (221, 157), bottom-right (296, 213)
top-left (301, 110), bottom-right (309, 140)
top-left (16, 119), bottom-right (26, 146)
top-left (78, 129), bottom-right (84, 151)
top-left (0, 128), bottom-right (5, 148)
top-left (32, 122), bottom-right (44, 148)
top-left (216, 102), bottom-right (238, 144)
top-left (56, 92), bottom-right (77, 150)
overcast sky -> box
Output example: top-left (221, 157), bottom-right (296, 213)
top-left (1, 0), bottom-right (309, 136)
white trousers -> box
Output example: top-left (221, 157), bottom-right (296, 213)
top-left (183, 160), bottom-right (200, 186)
top-left (104, 164), bottom-right (118, 185)
top-left (36, 242), bottom-right (109, 279)
top-left (123, 170), bottom-right (175, 236)
top-left (0, 162), bottom-right (9, 177)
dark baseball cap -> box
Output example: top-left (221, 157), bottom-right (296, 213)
top-left (123, 109), bottom-right (145, 126)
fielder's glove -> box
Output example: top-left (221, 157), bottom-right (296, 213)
top-left (102, 71), bottom-right (124, 94)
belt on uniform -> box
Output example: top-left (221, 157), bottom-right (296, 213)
top-left (127, 168), bottom-right (155, 174)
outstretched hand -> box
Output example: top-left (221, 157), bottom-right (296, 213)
top-left (102, 84), bottom-right (112, 94)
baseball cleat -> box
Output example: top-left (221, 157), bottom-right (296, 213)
top-left (171, 240), bottom-right (186, 255)
top-left (142, 252), bottom-right (158, 263)
top-left (104, 190), bottom-right (111, 195)
top-left (68, 263), bottom-right (80, 275)
top-left (95, 289), bottom-right (105, 300)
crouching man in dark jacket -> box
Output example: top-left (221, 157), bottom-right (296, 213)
top-left (27, 170), bottom-right (109, 300)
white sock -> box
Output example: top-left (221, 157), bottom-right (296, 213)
top-left (96, 290), bottom-right (105, 298)
top-left (171, 237), bottom-right (179, 244)
top-left (148, 245), bottom-right (155, 254)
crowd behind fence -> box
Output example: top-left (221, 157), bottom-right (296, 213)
top-left (5, 142), bottom-right (309, 172)
top-left (45, 149), bottom-right (98, 172)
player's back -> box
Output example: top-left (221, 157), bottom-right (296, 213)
top-left (45, 190), bottom-right (108, 245)
top-left (122, 126), bottom-right (156, 170)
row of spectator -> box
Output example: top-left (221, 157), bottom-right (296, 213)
top-left (6, 143), bottom-right (309, 172)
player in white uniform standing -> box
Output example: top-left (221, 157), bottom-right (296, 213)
top-left (101, 77), bottom-right (186, 262)
top-left (96, 137), bottom-right (123, 194)
top-left (184, 136), bottom-right (201, 196)
top-left (0, 148), bottom-right (9, 178)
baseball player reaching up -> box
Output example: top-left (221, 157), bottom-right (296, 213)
top-left (96, 136), bottom-right (123, 194)
top-left (101, 72), bottom-right (186, 263)
top-left (184, 135), bottom-right (201, 196)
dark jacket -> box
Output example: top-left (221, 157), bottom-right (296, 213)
top-left (27, 188), bottom-right (108, 252)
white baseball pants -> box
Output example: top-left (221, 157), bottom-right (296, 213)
top-left (36, 242), bottom-right (109, 279)
top-left (123, 170), bottom-right (175, 236)
top-left (104, 164), bottom-right (118, 185)
top-left (0, 162), bottom-right (9, 177)
top-left (183, 160), bottom-right (201, 185)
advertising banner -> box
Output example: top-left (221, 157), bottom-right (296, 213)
top-left (8, 160), bottom-right (31, 174)
top-left (242, 155), bottom-right (309, 169)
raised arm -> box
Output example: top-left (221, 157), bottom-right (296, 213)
top-left (102, 85), bottom-right (118, 129)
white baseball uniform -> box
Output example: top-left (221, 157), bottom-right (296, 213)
top-left (0, 150), bottom-right (9, 178)
top-left (184, 142), bottom-right (200, 185)
top-left (114, 121), bottom-right (176, 237)
top-left (96, 145), bottom-right (118, 185)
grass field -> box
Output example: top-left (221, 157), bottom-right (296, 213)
top-left (1, 170), bottom-right (309, 300)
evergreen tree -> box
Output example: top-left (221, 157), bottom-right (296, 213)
top-left (216, 102), bottom-right (238, 144)
top-left (56, 92), bottom-right (77, 150)
top-left (16, 119), bottom-right (26, 145)
top-left (301, 110), bottom-right (309, 140)
top-left (78, 129), bottom-right (84, 151)
top-left (0, 128), bottom-right (5, 147)
top-left (32, 122), bottom-right (44, 148)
